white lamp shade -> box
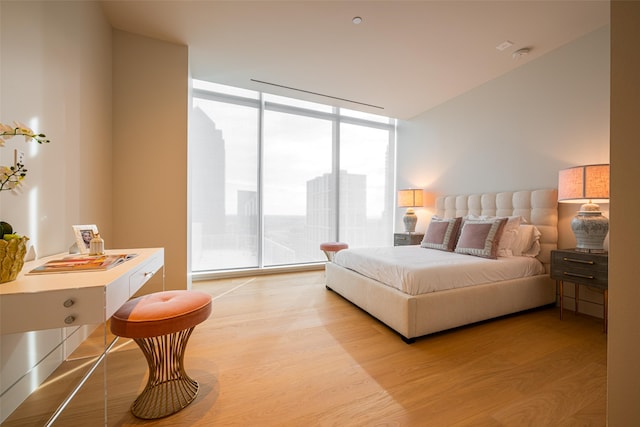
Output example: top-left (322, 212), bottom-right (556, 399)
top-left (397, 189), bottom-right (424, 208)
top-left (558, 164), bottom-right (609, 204)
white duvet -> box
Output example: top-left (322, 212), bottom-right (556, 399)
top-left (333, 245), bottom-right (546, 296)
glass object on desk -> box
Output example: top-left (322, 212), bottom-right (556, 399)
top-left (89, 233), bottom-right (105, 256)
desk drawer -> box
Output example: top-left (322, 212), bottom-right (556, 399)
top-left (0, 287), bottom-right (104, 334)
top-left (104, 251), bottom-right (165, 318)
top-left (129, 251), bottom-right (164, 296)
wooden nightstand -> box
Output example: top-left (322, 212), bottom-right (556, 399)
top-left (550, 249), bottom-right (609, 332)
top-left (394, 232), bottom-right (424, 246)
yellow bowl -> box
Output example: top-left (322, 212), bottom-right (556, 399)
top-left (0, 236), bottom-right (29, 283)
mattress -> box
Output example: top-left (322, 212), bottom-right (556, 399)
top-left (333, 245), bottom-right (546, 296)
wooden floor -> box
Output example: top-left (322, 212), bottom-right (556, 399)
top-left (4, 271), bottom-right (607, 426)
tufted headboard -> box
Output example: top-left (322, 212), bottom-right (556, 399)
top-left (435, 189), bottom-right (558, 271)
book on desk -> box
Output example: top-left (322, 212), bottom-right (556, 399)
top-left (27, 253), bottom-right (138, 275)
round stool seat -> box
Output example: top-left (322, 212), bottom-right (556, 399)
top-left (320, 242), bottom-right (349, 261)
top-left (320, 242), bottom-right (349, 252)
top-left (110, 290), bottom-right (212, 420)
top-left (111, 290), bottom-right (212, 338)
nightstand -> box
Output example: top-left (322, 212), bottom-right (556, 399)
top-left (394, 232), bottom-right (424, 246)
top-left (550, 249), bottom-right (609, 332)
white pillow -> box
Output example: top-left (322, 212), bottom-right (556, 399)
top-left (510, 225), bottom-right (542, 257)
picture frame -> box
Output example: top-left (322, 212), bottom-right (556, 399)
top-left (72, 224), bottom-right (99, 254)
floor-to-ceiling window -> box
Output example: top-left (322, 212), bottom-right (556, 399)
top-left (190, 80), bottom-right (396, 274)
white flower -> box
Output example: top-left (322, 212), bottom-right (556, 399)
top-left (0, 121), bottom-right (49, 144)
top-left (13, 121), bottom-right (36, 143)
top-left (0, 120), bottom-right (50, 192)
top-left (0, 123), bottom-right (14, 146)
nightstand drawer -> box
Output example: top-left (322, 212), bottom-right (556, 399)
top-left (551, 250), bottom-right (608, 288)
top-left (394, 233), bottom-right (424, 246)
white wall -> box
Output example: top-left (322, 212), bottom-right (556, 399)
top-left (396, 26), bottom-right (610, 242)
top-left (0, 1), bottom-right (113, 421)
top-left (0, 1), bottom-right (113, 258)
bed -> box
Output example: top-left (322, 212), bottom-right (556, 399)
top-left (325, 189), bottom-right (558, 342)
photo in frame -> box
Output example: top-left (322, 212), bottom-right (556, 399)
top-left (72, 224), bottom-right (99, 254)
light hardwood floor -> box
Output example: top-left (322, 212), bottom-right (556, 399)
top-left (4, 271), bottom-right (607, 426)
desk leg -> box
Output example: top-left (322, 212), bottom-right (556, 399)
top-left (559, 280), bottom-right (563, 320)
top-left (604, 289), bottom-right (608, 333)
top-left (575, 283), bottom-right (579, 315)
top-left (44, 336), bottom-right (119, 427)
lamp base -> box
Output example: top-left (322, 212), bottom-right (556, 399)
top-left (571, 209), bottom-right (609, 253)
top-left (403, 209), bottom-right (417, 233)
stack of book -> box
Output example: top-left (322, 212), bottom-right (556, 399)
top-left (28, 253), bottom-right (137, 274)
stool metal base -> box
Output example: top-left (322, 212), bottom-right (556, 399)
top-left (322, 250), bottom-right (336, 262)
top-left (131, 327), bottom-right (199, 419)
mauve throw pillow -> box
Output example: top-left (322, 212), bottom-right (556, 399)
top-left (454, 217), bottom-right (507, 259)
top-left (421, 217), bottom-right (462, 251)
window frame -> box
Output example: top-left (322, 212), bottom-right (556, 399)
top-left (191, 83), bottom-right (396, 276)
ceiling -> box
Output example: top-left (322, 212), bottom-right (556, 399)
top-left (101, 1), bottom-right (609, 120)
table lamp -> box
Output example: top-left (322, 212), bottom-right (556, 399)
top-left (558, 164), bottom-right (609, 253)
top-left (397, 189), bottom-right (424, 233)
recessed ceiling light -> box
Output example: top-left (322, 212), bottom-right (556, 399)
top-left (512, 47), bottom-right (531, 59)
top-left (352, 16), bottom-right (363, 24)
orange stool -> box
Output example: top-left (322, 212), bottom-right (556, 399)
top-left (110, 290), bottom-right (212, 419)
top-left (320, 242), bottom-right (348, 261)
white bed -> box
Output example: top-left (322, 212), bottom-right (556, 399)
top-left (325, 189), bottom-right (558, 342)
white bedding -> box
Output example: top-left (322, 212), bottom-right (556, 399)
top-left (333, 245), bottom-right (546, 296)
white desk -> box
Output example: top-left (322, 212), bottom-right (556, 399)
top-left (0, 248), bottom-right (164, 335)
top-left (0, 248), bottom-right (164, 425)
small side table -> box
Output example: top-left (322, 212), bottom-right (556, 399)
top-left (394, 232), bottom-right (424, 246)
top-left (550, 249), bottom-right (609, 332)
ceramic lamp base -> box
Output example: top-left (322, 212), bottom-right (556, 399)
top-left (571, 210), bottom-right (609, 253)
top-left (403, 209), bottom-right (417, 233)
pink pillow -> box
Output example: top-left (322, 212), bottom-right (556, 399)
top-left (454, 218), bottom-right (507, 259)
top-left (421, 217), bottom-right (462, 251)
top-left (465, 214), bottom-right (523, 257)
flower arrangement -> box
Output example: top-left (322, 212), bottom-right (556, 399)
top-left (0, 121), bottom-right (50, 282)
top-left (0, 121), bottom-right (50, 192)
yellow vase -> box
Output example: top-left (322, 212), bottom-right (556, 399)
top-left (0, 236), bottom-right (29, 283)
